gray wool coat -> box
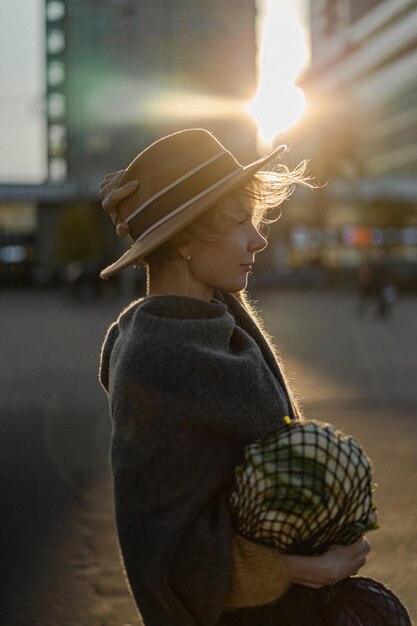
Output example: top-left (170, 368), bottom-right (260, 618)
top-left (99, 290), bottom-right (297, 626)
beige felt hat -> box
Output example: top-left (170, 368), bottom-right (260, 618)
top-left (100, 128), bottom-right (285, 279)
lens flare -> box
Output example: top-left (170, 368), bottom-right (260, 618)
top-left (85, 77), bottom-right (247, 125)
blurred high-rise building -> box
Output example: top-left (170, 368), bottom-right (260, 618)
top-left (309, 0), bottom-right (417, 189)
top-left (0, 0), bottom-right (259, 284)
top-left (273, 0), bottom-right (417, 284)
top-left (45, 0), bottom-right (258, 193)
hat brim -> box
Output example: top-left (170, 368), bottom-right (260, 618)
top-left (100, 144), bottom-right (285, 279)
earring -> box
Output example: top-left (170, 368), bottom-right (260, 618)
top-left (184, 255), bottom-right (191, 296)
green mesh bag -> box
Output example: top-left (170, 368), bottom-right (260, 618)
top-left (229, 419), bottom-right (378, 555)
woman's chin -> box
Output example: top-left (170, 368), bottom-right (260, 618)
top-left (217, 278), bottom-right (248, 293)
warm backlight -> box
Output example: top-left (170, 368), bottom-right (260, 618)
top-left (247, 0), bottom-right (308, 150)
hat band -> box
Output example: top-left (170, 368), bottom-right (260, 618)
top-left (129, 150), bottom-right (241, 241)
top-left (125, 150), bottom-right (226, 225)
top-left (135, 167), bottom-right (241, 244)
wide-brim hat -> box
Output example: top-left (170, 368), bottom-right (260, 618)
top-left (100, 128), bottom-right (285, 279)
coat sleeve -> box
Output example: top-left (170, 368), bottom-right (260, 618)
top-left (225, 535), bottom-right (290, 610)
top-left (109, 353), bottom-right (237, 626)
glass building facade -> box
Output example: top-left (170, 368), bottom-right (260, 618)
top-left (269, 0), bottom-right (417, 283)
top-left (44, 0), bottom-right (257, 192)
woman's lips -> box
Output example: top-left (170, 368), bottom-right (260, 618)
top-left (240, 264), bottom-right (253, 272)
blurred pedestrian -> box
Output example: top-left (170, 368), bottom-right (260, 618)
top-left (357, 258), bottom-right (375, 315)
top-left (375, 256), bottom-right (398, 318)
top-left (98, 129), bottom-right (372, 626)
top-left (357, 257), bottom-right (397, 319)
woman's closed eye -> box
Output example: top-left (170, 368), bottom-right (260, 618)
top-left (236, 215), bottom-right (251, 226)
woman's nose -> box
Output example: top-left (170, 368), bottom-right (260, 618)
top-left (249, 226), bottom-right (268, 254)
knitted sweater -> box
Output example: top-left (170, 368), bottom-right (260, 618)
top-left (99, 291), bottom-right (296, 626)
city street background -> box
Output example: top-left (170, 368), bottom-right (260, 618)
top-left (1, 1), bottom-right (417, 623)
top-left (1, 286), bottom-right (416, 625)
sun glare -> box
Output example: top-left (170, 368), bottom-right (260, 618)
top-left (248, 0), bottom-right (309, 151)
top-left (85, 1), bottom-right (309, 151)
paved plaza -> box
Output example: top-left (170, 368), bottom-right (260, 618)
top-left (1, 287), bottom-right (416, 625)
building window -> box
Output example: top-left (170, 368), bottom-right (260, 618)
top-left (48, 124), bottom-right (67, 157)
top-left (46, 1), bottom-right (65, 22)
top-left (47, 29), bottom-right (65, 55)
top-left (48, 93), bottom-right (66, 119)
top-left (49, 157), bottom-right (67, 182)
top-left (47, 61), bottom-right (65, 86)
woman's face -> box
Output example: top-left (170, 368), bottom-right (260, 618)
top-left (187, 208), bottom-right (268, 296)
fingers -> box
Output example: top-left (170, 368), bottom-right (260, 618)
top-left (359, 536), bottom-right (371, 564)
top-left (99, 170), bottom-right (126, 198)
top-left (103, 169), bottom-right (125, 181)
top-left (101, 180), bottom-right (139, 220)
top-left (324, 537), bottom-right (371, 583)
top-left (355, 536), bottom-right (371, 555)
top-left (350, 536), bottom-right (371, 574)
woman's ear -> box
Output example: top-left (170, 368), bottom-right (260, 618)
top-left (177, 244), bottom-right (191, 261)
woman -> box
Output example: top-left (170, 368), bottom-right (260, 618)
top-left (98, 128), bottom-right (370, 626)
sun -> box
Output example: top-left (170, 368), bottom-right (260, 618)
top-left (247, 84), bottom-right (306, 147)
top-left (247, 0), bottom-right (309, 150)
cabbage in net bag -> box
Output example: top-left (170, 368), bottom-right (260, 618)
top-left (229, 419), bottom-right (412, 625)
top-left (229, 419), bottom-right (378, 555)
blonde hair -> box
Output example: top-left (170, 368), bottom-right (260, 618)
top-left (144, 160), bottom-right (312, 268)
top-left (235, 289), bottom-right (304, 419)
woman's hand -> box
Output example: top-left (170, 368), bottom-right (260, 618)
top-left (280, 536), bottom-right (371, 588)
top-left (99, 170), bottom-right (138, 231)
